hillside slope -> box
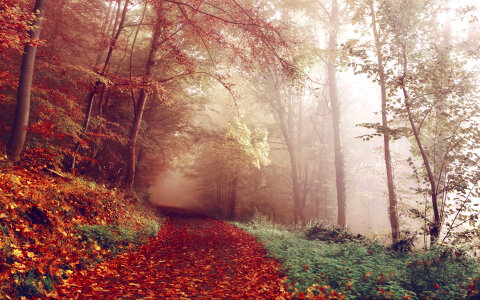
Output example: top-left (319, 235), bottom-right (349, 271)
top-left (0, 149), bottom-right (163, 298)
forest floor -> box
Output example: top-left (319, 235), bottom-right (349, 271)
top-left (50, 207), bottom-right (293, 299)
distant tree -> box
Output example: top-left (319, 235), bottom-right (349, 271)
top-left (324, 0), bottom-right (347, 227)
top-left (259, 74), bottom-right (306, 224)
top-left (189, 118), bottom-right (270, 219)
top-left (219, 118), bottom-right (270, 219)
top-left (123, 0), bottom-right (296, 189)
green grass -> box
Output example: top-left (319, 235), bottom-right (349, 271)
top-left (77, 220), bottom-right (160, 253)
top-left (234, 217), bottom-right (480, 299)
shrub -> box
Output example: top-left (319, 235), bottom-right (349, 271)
top-left (236, 219), bottom-right (480, 299)
top-left (304, 221), bottom-right (364, 243)
top-left (141, 219), bottom-right (160, 238)
top-left (78, 224), bottom-right (117, 250)
top-left (405, 246), bottom-right (478, 299)
top-left (77, 220), bottom-right (160, 252)
top-left (14, 269), bottom-right (55, 298)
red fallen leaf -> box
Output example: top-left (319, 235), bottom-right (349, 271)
top-left (468, 282), bottom-right (476, 291)
top-left (303, 264), bottom-right (308, 271)
top-left (330, 290), bottom-right (340, 298)
top-left (433, 283), bottom-right (440, 290)
top-left (455, 252), bottom-right (461, 258)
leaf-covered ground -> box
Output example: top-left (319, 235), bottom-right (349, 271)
top-left (51, 212), bottom-right (293, 299)
top-left (0, 149), bottom-right (163, 298)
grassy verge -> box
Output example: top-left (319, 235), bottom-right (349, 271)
top-left (0, 148), bottom-right (164, 298)
top-left (234, 215), bottom-right (480, 299)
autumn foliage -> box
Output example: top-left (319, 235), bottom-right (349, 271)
top-left (0, 149), bottom-right (162, 298)
top-left (0, 0), bottom-right (37, 54)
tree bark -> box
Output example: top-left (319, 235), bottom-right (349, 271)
top-left (7, 0), bottom-right (48, 161)
top-left (327, 0), bottom-right (347, 227)
top-left (400, 46), bottom-right (440, 243)
top-left (369, 1), bottom-right (400, 243)
top-left (124, 22), bottom-right (161, 189)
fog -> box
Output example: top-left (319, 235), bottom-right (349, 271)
top-left (150, 170), bottom-right (198, 209)
top-left (138, 0), bottom-right (480, 247)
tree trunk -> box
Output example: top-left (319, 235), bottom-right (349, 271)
top-left (94, 1), bottom-right (114, 67)
top-left (277, 106), bottom-right (304, 224)
top-left (216, 176), bottom-right (222, 205)
top-left (109, 0), bottom-right (122, 39)
top-left (7, 0), bottom-right (48, 162)
top-left (229, 176), bottom-right (238, 219)
top-left (70, 0), bottom-right (129, 170)
top-left (400, 46), bottom-right (440, 243)
top-left (124, 23), bottom-right (160, 189)
top-left (327, 0), bottom-right (347, 227)
top-left (302, 164), bottom-right (309, 212)
top-left (369, 1), bottom-right (400, 243)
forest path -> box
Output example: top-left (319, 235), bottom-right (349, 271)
top-left (53, 209), bottom-right (290, 299)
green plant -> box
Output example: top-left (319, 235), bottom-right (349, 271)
top-left (304, 221), bottom-right (364, 243)
top-left (141, 219), bottom-right (159, 238)
top-left (77, 222), bottom-right (159, 252)
top-left (116, 226), bottom-right (138, 246)
top-left (78, 224), bottom-right (117, 249)
top-left (405, 246), bottom-right (477, 299)
top-left (15, 269), bottom-right (44, 298)
top-left (235, 220), bottom-right (480, 299)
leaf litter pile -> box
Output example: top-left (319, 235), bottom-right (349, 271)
top-left (53, 214), bottom-right (292, 299)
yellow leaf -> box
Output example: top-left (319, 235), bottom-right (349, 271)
top-left (12, 249), bottom-right (23, 258)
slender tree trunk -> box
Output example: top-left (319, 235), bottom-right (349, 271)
top-left (229, 176), bottom-right (238, 219)
top-left (97, 85), bottom-right (106, 117)
top-left (129, 2), bottom-right (147, 80)
top-left (302, 164), bottom-right (309, 211)
top-left (369, 1), bottom-right (400, 243)
top-left (327, 0), bottom-right (346, 227)
top-left (94, 1), bottom-right (114, 67)
top-left (7, 0), bottom-right (48, 161)
top-left (70, 0), bottom-right (129, 170)
top-left (124, 23), bottom-right (160, 189)
top-left (314, 166), bottom-right (321, 219)
top-left (216, 176), bottom-right (222, 205)
top-left (400, 46), bottom-right (440, 243)
top-left (277, 107), bottom-right (304, 224)
top-left (110, 0), bottom-right (122, 39)
top-left (298, 95), bottom-right (308, 217)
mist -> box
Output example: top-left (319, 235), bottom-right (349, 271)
top-left (149, 170), bottom-right (198, 209)
top-left (137, 1), bottom-right (480, 249)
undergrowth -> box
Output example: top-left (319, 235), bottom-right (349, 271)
top-left (0, 149), bottom-right (164, 298)
top-left (78, 221), bottom-right (159, 253)
top-left (235, 215), bottom-right (480, 299)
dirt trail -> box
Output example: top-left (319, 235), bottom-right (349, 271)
top-left (53, 211), bottom-right (291, 299)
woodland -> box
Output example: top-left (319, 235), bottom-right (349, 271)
top-left (1, 0), bottom-right (480, 298)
